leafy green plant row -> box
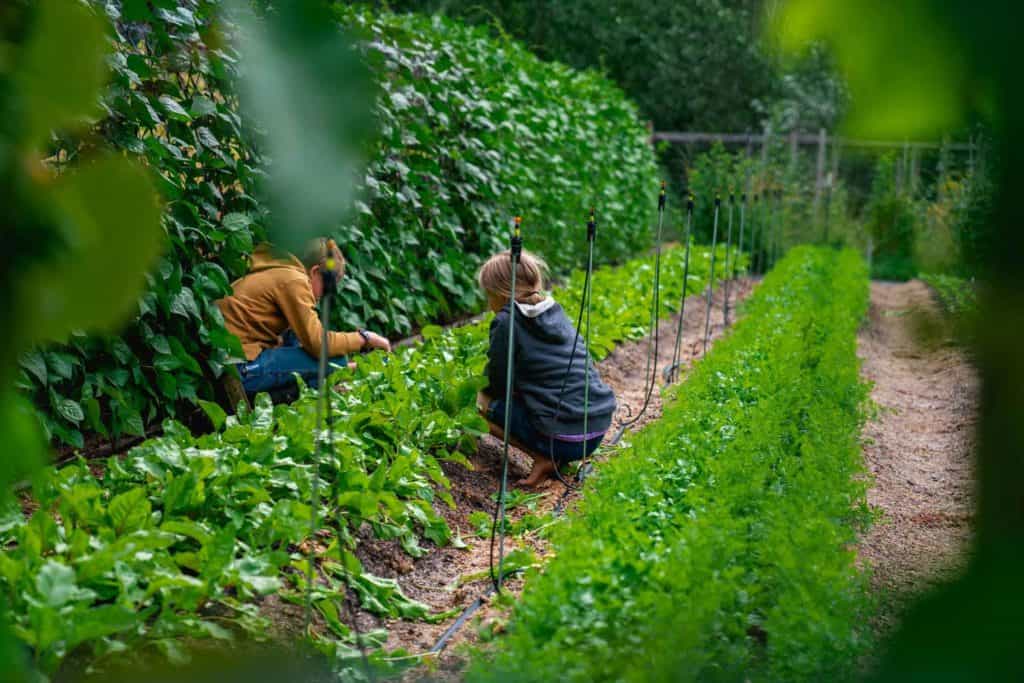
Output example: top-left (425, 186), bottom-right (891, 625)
top-left (19, 1), bottom-right (661, 449)
top-left (471, 246), bottom-right (874, 682)
top-left (920, 272), bottom-right (977, 317)
top-left (0, 242), bottom-right (735, 679)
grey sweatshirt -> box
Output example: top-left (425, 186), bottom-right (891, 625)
top-left (486, 296), bottom-right (616, 436)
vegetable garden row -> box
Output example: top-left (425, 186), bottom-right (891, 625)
top-left (1, 241), bottom-right (737, 680)
top-left (473, 246), bottom-right (874, 681)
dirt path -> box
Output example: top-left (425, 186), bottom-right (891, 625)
top-left (340, 277), bottom-right (758, 674)
top-left (857, 280), bottom-right (977, 637)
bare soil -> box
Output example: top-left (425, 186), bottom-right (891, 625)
top-left (856, 280), bottom-right (977, 638)
top-left (317, 277), bottom-right (759, 676)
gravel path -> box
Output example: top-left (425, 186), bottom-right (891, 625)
top-left (857, 280), bottom-right (977, 637)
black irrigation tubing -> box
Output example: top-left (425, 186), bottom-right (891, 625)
top-left (702, 195), bottom-right (722, 355)
top-left (489, 217), bottom-right (523, 595)
top-left (608, 182), bottom-right (667, 447)
top-left (663, 193), bottom-right (695, 384)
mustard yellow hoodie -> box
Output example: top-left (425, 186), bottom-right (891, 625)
top-left (217, 244), bottom-right (364, 361)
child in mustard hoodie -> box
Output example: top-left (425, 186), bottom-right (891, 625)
top-left (217, 240), bottom-right (391, 396)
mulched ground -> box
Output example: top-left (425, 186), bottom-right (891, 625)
top-left (856, 280), bottom-right (977, 642)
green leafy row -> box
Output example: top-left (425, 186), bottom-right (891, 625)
top-left (18, 2), bottom-right (660, 449)
top-left (920, 272), bottom-right (977, 317)
top-left (471, 246), bottom-right (873, 682)
top-left (1, 243), bottom-right (735, 679)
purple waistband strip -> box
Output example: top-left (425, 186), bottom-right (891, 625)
top-left (550, 430), bottom-right (605, 443)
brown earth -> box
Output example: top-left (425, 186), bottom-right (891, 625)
top-left (856, 280), bottom-right (977, 639)
top-left (316, 276), bottom-right (759, 677)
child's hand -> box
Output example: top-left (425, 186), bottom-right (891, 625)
top-left (363, 331), bottom-right (392, 353)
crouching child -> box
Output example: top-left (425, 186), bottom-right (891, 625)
top-left (217, 240), bottom-right (391, 397)
top-left (476, 249), bottom-right (616, 487)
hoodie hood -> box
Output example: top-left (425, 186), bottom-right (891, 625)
top-left (509, 297), bottom-right (574, 345)
top-left (514, 296), bottom-right (556, 318)
top-left (248, 243), bottom-right (307, 275)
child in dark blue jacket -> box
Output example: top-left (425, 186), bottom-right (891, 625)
top-left (476, 249), bottom-right (616, 486)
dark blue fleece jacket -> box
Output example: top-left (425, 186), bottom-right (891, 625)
top-left (486, 297), bottom-right (616, 436)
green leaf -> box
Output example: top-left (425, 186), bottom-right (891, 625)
top-left (56, 398), bottom-right (84, 424)
top-left (16, 0), bottom-right (109, 143)
top-left (19, 351), bottom-right (48, 385)
top-left (198, 400), bottom-right (227, 431)
top-left (66, 605), bottom-right (138, 648)
top-left (158, 95), bottom-right (192, 122)
top-left (35, 561), bottom-right (93, 607)
top-left (108, 487), bottom-right (151, 535)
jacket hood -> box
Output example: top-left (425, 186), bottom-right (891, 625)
top-left (509, 297), bottom-right (574, 344)
top-left (248, 243), bottom-right (307, 275)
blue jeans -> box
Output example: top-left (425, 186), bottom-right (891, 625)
top-left (237, 330), bottom-right (348, 395)
top-left (487, 396), bottom-right (605, 465)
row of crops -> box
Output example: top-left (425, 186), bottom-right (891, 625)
top-left (472, 246), bottom-right (874, 681)
top-left (1, 241), bottom-right (736, 680)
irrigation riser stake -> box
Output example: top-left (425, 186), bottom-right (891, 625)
top-left (737, 193), bottom-right (747, 283)
top-left (702, 195), bottom-right (721, 356)
top-left (723, 193), bottom-right (735, 327)
top-left (307, 239), bottom-right (374, 680)
top-left (609, 182), bottom-right (667, 447)
top-left (489, 216), bottom-right (523, 595)
top-left (664, 192), bottom-right (695, 384)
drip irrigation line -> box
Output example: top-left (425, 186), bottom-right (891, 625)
top-left (663, 193), bottom-right (695, 384)
top-left (546, 209), bottom-right (599, 491)
top-left (722, 193), bottom-right (735, 327)
top-left (489, 217), bottom-right (522, 595)
top-left (307, 242), bottom-right (373, 681)
top-left (608, 182), bottom-right (667, 447)
top-left (702, 195), bottom-right (722, 355)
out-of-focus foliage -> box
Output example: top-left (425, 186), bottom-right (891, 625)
top-left (865, 154), bottom-right (919, 280)
top-left (18, 3), bottom-right (661, 450)
top-left (773, 0), bottom-right (971, 138)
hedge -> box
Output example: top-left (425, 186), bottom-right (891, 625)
top-left (17, 2), bottom-right (660, 448)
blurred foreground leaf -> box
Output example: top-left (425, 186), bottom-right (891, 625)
top-left (773, 0), bottom-right (971, 138)
top-left (15, 0), bottom-right (108, 145)
top-left (16, 156), bottom-right (164, 347)
top-left (226, 0), bottom-right (375, 253)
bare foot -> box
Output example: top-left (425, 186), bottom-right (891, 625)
top-left (517, 457), bottom-right (558, 488)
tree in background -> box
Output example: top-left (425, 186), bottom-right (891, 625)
top-left (356, 0), bottom-right (844, 135)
